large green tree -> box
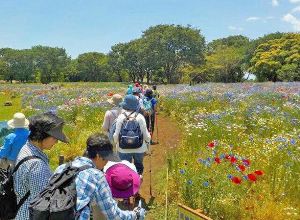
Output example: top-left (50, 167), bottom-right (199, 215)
top-left (77, 52), bottom-right (109, 82)
top-left (249, 33), bottom-right (300, 82)
top-left (141, 24), bottom-right (206, 83)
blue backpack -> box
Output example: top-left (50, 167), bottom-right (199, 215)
top-left (119, 112), bottom-right (143, 149)
top-left (142, 97), bottom-right (153, 116)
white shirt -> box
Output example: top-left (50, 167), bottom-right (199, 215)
top-left (113, 110), bottom-right (151, 153)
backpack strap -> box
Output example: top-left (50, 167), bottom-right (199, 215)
top-left (110, 110), bottom-right (117, 118)
top-left (13, 155), bottom-right (42, 211)
top-left (123, 111), bottom-right (136, 120)
top-left (13, 155), bottom-right (42, 174)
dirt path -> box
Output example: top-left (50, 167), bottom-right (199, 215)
top-left (138, 113), bottom-right (182, 206)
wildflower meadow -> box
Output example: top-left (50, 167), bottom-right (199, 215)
top-left (0, 82), bottom-right (299, 219)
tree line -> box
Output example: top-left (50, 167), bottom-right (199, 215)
top-left (0, 24), bottom-right (299, 84)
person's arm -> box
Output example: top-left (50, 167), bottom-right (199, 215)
top-left (0, 134), bottom-right (15, 159)
top-left (95, 176), bottom-right (137, 219)
top-left (113, 114), bottom-right (123, 144)
top-left (139, 115), bottom-right (151, 143)
top-left (28, 160), bottom-right (52, 198)
top-left (102, 111), bottom-right (111, 133)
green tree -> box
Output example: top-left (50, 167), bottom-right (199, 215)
top-left (249, 33), bottom-right (300, 82)
top-left (77, 52), bottom-right (109, 82)
top-left (142, 24), bottom-right (206, 83)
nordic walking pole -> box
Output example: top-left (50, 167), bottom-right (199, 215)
top-left (155, 111), bottom-right (159, 144)
top-left (149, 116), bottom-right (153, 197)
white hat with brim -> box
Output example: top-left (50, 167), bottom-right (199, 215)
top-left (7, 113), bottom-right (29, 129)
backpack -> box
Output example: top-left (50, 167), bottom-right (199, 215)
top-left (141, 97), bottom-right (153, 116)
top-left (0, 156), bottom-right (41, 220)
top-left (119, 112), bottom-right (143, 149)
top-left (108, 110), bottom-right (120, 145)
top-left (29, 163), bottom-right (91, 220)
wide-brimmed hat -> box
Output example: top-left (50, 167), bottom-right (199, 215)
top-left (7, 113), bottom-right (29, 129)
top-left (46, 123), bottom-right (69, 143)
top-left (105, 163), bottom-right (141, 198)
top-left (120, 94), bottom-right (139, 111)
top-left (107, 94), bottom-right (123, 106)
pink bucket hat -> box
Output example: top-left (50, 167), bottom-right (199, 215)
top-left (105, 163), bottom-right (141, 198)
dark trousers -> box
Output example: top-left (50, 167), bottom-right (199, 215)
top-left (145, 113), bottom-right (155, 133)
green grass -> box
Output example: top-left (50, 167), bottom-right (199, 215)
top-left (0, 92), bottom-right (22, 121)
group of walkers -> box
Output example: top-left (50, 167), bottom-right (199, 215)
top-left (0, 83), bottom-right (159, 220)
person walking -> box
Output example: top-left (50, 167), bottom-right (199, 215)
top-left (0, 113), bottom-right (29, 169)
top-left (14, 112), bottom-right (69, 220)
top-left (102, 94), bottom-right (123, 146)
top-left (113, 95), bottom-right (151, 177)
top-left (53, 133), bottom-right (146, 219)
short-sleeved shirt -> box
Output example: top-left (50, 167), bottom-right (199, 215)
top-left (102, 107), bottom-right (122, 133)
top-left (14, 142), bottom-right (52, 220)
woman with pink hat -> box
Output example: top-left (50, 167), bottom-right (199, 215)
top-left (104, 160), bottom-right (141, 199)
top-left (0, 112), bottom-right (30, 169)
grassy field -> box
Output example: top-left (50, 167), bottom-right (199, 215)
top-left (0, 92), bottom-right (22, 120)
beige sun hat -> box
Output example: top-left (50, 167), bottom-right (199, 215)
top-left (107, 94), bottom-right (123, 106)
top-left (7, 112), bottom-right (29, 129)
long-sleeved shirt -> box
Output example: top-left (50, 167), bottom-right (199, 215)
top-left (102, 107), bottom-right (122, 134)
top-left (14, 142), bottom-right (52, 220)
top-left (0, 128), bottom-right (29, 161)
top-left (113, 110), bottom-right (151, 153)
top-left (54, 157), bottom-right (137, 220)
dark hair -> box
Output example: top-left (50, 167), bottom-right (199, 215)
top-left (152, 85), bottom-right (157, 90)
top-left (144, 89), bottom-right (153, 98)
top-left (28, 112), bottom-right (64, 142)
top-left (86, 133), bottom-right (113, 159)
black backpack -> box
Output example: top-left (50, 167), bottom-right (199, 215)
top-left (29, 163), bottom-right (91, 220)
top-left (0, 155), bottom-right (41, 220)
top-left (119, 112), bottom-right (143, 149)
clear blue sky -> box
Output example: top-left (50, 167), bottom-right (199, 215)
top-left (0, 0), bottom-right (299, 58)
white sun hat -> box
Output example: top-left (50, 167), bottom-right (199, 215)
top-left (7, 112), bottom-right (29, 129)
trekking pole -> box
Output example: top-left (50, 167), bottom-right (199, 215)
top-left (148, 116), bottom-right (153, 197)
top-left (155, 112), bottom-right (159, 144)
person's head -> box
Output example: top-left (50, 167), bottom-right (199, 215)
top-left (144, 89), bottom-right (153, 98)
top-left (107, 94), bottom-right (123, 107)
top-left (28, 112), bottom-right (69, 150)
top-left (132, 87), bottom-right (142, 96)
top-left (152, 85), bottom-right (157, 90)
top-left (85, 133), bottom-right (120, 169)
top-left (120, 94), bottom-right (139, 111)
top-left (7, 112), bottom-right (29, 129)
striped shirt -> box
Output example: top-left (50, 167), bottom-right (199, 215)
top-left (54, 157), bottom-right (137, 220)
top-left (13, 142), bottom-right (52, 220)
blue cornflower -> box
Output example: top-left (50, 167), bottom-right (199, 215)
top-left (203, 181), bottom-right (209, 187)
top-left (179, 169), bottom-right (185, 174)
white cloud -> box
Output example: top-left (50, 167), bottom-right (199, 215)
top-left (272, 0), bottom-right (279, 6)
top-left (266, 16), bottom-right (274, 19)
top-left (228, 26), bottom-right (244, 31)
top-left (246, 16), bottom-right (261, 21)
top-left (289, 0), bottom-right (300, 3)
top-left (282, 13), bottom-right (300, 31)
top-left (291, 6), bottom-right (300, 13)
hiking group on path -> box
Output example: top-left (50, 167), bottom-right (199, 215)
top-left (0, 83), bottom-right (160, 220)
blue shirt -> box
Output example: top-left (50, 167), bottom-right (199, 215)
top-left (0, 128), bottom-right (29, 161)
top-left (14, 142), bottom-right (52, 220)
top-left (54, 157), bottom-right (137, 220)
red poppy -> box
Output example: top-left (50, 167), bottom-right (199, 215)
top-left (214, 157), bottom-right (221, 164)
top-left (208, 142), bottom-right (215, 148)
top-left (254, 170), bottom-right (264, 176)
top-left (107, 92), bottom-right (114, 96)
top-left (231, 176), bottom-right (242, 184)
top-left (238, 164), bottom-right (246, 172)
top-left (242, 159), bottom-right (251, 166)
top-left (225, 155), bottom-right (231, 160)
top-left (247, 173), bottom-right (257, 182)
top-left (230, 157), bottom-right (237, 164)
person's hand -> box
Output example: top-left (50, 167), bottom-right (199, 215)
top-left (133, 207), bottom-right (146, 219)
